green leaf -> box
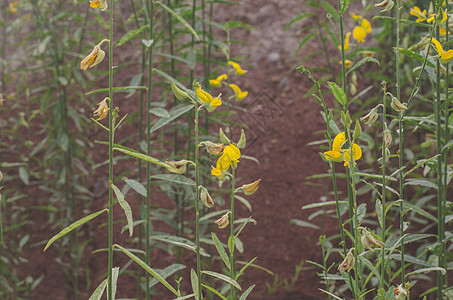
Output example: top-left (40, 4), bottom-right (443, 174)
top-left (18, 166), bottom-right (29, 185)
top-left (284, 13), bottom-right (316, 31)
top-left (111, 183), bottom-right (133, 237)
top-left (191, 269), bottom-right (200, 298)
top-left (358, 256), bottom-right (380, 279)
top-left (234, 195), bottom-right (252, 212)
top-left (113, 147), bottom-right (169, 168)
top-left (346, 57), bottom-right (380, 75)
top-left (302, 200), bottom-right (347, 209)
top-left (202, 270), bottom-right (242, 290)
top-left (201, 284), bottom-right (228, 300)
top-left (321, 1), bottom-right (339, 22)
top-left (149, 264), bottom-right (186, 289)
top-left (151, 174), bottom-right (195, 186)
top-left (404, 179), bottom-right (437, 190)
top-left (401, 202), bottom-right (437, 222)
top-left (294, 33), bottom-right (317, 56)
top-left (155, 1), bottom-right (200, 40)
top-left (149, 108), bottom-right (170, 118)
top-left (111, 267), bottom-right (119, 299)
top-left (125, 178), bottom-right (146, 197)
top-left (236, 257), bottom-right (258, 280)
top-left (115, 244), bottom-right (180, 296)
top-left (85, 86), bottom-right (148, 95)
top-left (150, 104), bottom-right (194, 133)
top-left (399, 48), bottom-right (435, 68)
top-left (44, 209), bottom-right (108, 251)
top-left (88, 278), bottom-right (107, 300)
top-left (117, 25), bottom-right (149, 46)
top-left (442, 139), bottom-right (453, 151)
top-left (212, 233), bottom-right (230, 270)
top-left (327, 81), bottom-right (347, 107)
top-left (239, 285), bottom-right (255, 300)
top-left (150, 235), bottom-right (210, 257)
top-left (228, 235), bottom-right (235, 256)
top-left (376, 199), bottom-right (384, 230)
top-left (289, 219), bottom-right (320, 230)
top-left (406, 267), bottom-right (446, 276)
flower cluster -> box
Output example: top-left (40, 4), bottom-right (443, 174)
top-left (211, 144), bottom-right (241, 181)
top-left (208, 61), bottom-right (248, 102)
top-left (324, 132), bottom-right (362, 167)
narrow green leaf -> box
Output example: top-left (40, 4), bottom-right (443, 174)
top-left (289, 219), bottom-right (320, 230)
top-left (155, 1), bottom-right (200, 40)
top-left (111, 183), bottom-right (133, 237)
top-left (239, 285), bottom-right (255, 300)
top-left (294, 33), bottom-right (317, 56)
top-left (228, 235), bottom-right (235, 256)
top-left (212, 233), bottom-right (230, 270)
top-left (88, 278), bottom-right (107, 300)
top-left (442, 139), bottom-right (453, 151)
top-left (125, 178), bottom-right (147, 197)
top-left (117, 25), bottom-right (149, 46)
top-left (150, 104), bottom-right (194, 133)
top-left (44, 209), bottom-right (108, 252)
top-left (201, 284), bottom-right (228, 300)
top-left (376, 199), bottom-right (384, 230)
top-left (151, 174), bottom-right (195, 186)
top-left (358, 256), bottom-right (380, 279)
top-left (236, 257), bottom-right (258, 280)
top-left (346, 57), bottom-right (380, 75)
top-left (399, 48), bottom-right (435, 68)
top-left (302, 200), bottom-right (347, 209)
top-left (406, 267), bottom-right (446, 276)
top-left (111, 267), bottom-right (119, 299)
top-left (400, 202), bottom-right (437, 222)
top-left (234, 194), bottom-right (252, 212)
top-left (327, 81), bottom-right (347, 107)
top-left (18, 167), bottom-right (29, 185)
top-left (113, 147), bottom-right (169, 168)
top-left (173, 293), bottom-right (196, 300)
top-left (202, 270), bottom-right (242, 290)
top-left (115, 244), bottom-right (180, 296)
top-left (149, 264), bottom-right (186, 289)
top-left (149, 108), bottom-right (170, 118)
top-left (190, 269), bottom-right (200, 298)
top-left (404, 179), bottom-right (437, 190)
top-left (284, 13), bottom-right (316, 31)
top-left (151, 235), bottom-right (210, 257)
top-left (85, 86), bottom-right (148, 95)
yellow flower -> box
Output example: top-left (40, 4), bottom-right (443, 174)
top-left (209, 74), bottom-right (227, 87)
top-left (196, 87), bottom-right (222, 112)
top-left (350, 12), bottom-right (362, 21)
top-left (80, 40), bottom-right (109, 70)
top-left (427, 11), bottom-right (447, 23)
top-left (361, 18), bottom-right (372, 34)
top-left (440, 28), bottom-right (447, 36)
top-left (215, 211), bottom-right (231, 229)
top-left (229, 84), bottom-right (248, 101)
top-left (338, 32), bottom-right (351, 51)
top-left (324, 132), bottom-right (362, 166)
top-left (211, 144), bottom-right (241, 179)
top-left (353, 26), bottom-right (366, 43)
top-left (228, 61), bottom-right (247, 75)
top-left (431, 38), bottom-right (453, 64)
top-left (93, 98), bottom-right (109, 120)
top-left (90, 0), bottom-right (108, 11)
top-left (339, 60), bottom-right (352, 68)
top-left (410, 6), bottom-right (427, 22)
top-left (9, 0), bottom-right (19, 14)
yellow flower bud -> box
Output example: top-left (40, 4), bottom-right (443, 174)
top-left (165, 160), bottom-right (190, 174)
top-left (241, 179), bottom-right (261, 195)
top-left (338, 248), bottom-right (355, 272)
top-left (215, 211), bottom-right (231, 229)
top-left (93, 98), bottom-right (110, 121)
top-left (200, 186), bottom-right (214, 208)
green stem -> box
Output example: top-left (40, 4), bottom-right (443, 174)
top-left (435, 24), bottom-right (444, 300)
top-left (380, 88), bottom-right (387, 289)
top-left (394, 0), bottom-right (405, 287)
top-left (230, 167), bottom-right (236, 300)
top-left (194, 95), bottom-right (202, 300)
top-left (146, 0), bottom-right (154, 299)
top-left (107, 0), bottom-right (114, 299)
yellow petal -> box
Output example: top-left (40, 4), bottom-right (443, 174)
top-left (352, 143), bottom-right (362, 160)
top-left (224, 144), bottom-right (241, 162)
top-left (353, 26), bottom-right (366, 43)
top-left (361, 18), bottom-right (372, 34)
top-left (440, 50), bottom-right (453, 64)
top-left (324, 151), bottom-right (343, 162)
top-left (431, 38), bottom-right (444, 56)
top-left (332, 132), bottom-right (345, 152)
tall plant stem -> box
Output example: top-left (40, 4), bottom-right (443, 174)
top-left (394, 0), bottom-right (405, 287)
top-left (167, 0), bottom-right (178, 156)
top-left (229, 167), bottom-right (236, 300)
top-left (194, 101), bottom-right (202, 300)
top-left (107, 0), bottom-right (114, 299)
top-left (145, 0), bottom-right (154, 299)
top-left (435, 24), bottom-right (445, 300)
top-left (443, 6), bottom-right (450, 288)
top-left (380, 90), bottom-right (387, 289)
